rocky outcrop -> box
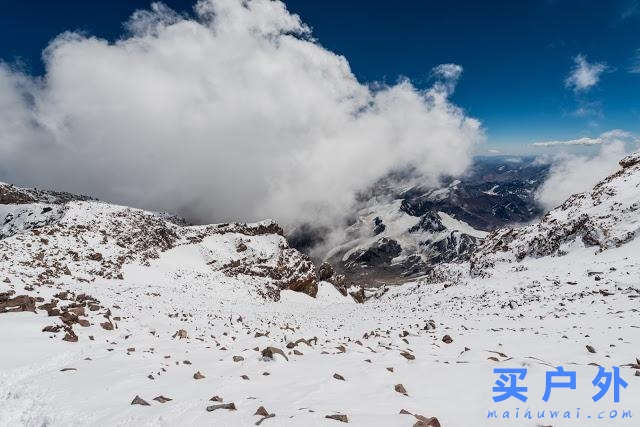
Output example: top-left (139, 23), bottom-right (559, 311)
top-left (0, 182), bottom-right (318, 301)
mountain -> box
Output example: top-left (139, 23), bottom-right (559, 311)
top-left (0, 181), bottom-right (317, 302)
top-left (1, 152), bottom-right (639, 426)
top-left (470, 151), bottom-right (640, 276)
top-left (300, 155), bottom-right (549, 285)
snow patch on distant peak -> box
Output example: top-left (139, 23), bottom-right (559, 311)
top-left (437, 212), bottom-right (488, 238)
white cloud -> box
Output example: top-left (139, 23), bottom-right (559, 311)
top-left (535, 142), bottom-right (628, 210)
top-left (0, 0), bottom-right (483, 228)
top-left (564, 54), bottom-right (608, 92)
top-left (432, 63), bottom-right (463, 81)
top-left (532, 129), bottom-right (638, 147)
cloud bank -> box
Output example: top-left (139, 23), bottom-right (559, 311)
top-left (565, 54), bottom-right (608, 92)
top-left (532, 129), bottom-right (639, 147)
top-left (0, 0), bottom-right (482, 227)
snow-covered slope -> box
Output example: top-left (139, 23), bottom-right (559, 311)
top-left (471, 151), bottom-right (640, 276)
top-left (325, 200), bottom-right (487, 285)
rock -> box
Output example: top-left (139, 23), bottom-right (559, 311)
top-left (395, 383), bottom-right (408, 395)
top-left (233, 355), bottom-right (244, 362)
top-left (131, 395), bottom-right (150, 406)
top-left (88, 252), bottom-right (103, 261)
top-left (68, 306), bottom-right (85, 316)
top-left (153, 395), bottom-right (172, 403)
top-left (241, 375), bottom-right (250, 380)
top-left (349, 286), bottom-right (365, 304)
top-left (262, 346), bottom-right (289, 361)
top-left (387, 367), bottom-right (394, 372)
top-left (442, 335), bottom-right (453, 344)
top-left (317, 262), bottom-right (334, 281)
top-left (0, 295), bottom-right (35, 313)
top-left (60, 368), bottom-right (77, 372)
top-left (172, 329), bottom-right (188, 339)
top-left (325, 414), bottom-right (348, 423)
top-left (336, 345), bottom-right (346, 353)
top-left (236, 242), bottom-right (248, 252)
top-left (255, 413), bottom-right (276, 425)
top-left (193, 371), bottom-right (206, 379)
top-left (414, 415), bottom-right (441, 427)
top-left (63, 332), bottom-right (78, 342)
top-left (333, 373), bottom-right (345, 381)
top-left (586, 345), bottom-right (596, 354)
top-left (206, 402), bottom-right (236, 411)
top-left (254, 406), bottom-right (270, 416)
top-left (210, 396), bottom-right (223, 402)
top-left (100, 321), bottom-right (114, 331)
top-left (400, 351), bottom-right (415, 360)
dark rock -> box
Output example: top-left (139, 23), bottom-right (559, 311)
top-left (131, 395), bottom-right (150, 406)
top-left (317, 262), bottom-right (334, 281)
top-left (325, 414), bottom-right (348, 423)
top-left (206, 403), bottom-right (236, 411)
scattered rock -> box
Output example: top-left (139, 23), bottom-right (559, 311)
top-left (400, 351), bottom-right (415, 360)
top-left (317, 262), bottom-right (334, 281)
top-left (254, 406), bottom-right (270, 416)
top-left (131, 395), bottom-right (150, 406)
top-left (233, 355), bottom-right (244, 362)
top-left (586, 345), bottom-right (596, 354)
top-left (173, 329), bottom-right (188, 339)
top-left (325, 414), bottom-right (348, 423)
top-left (262, 346), bottom-right (289, 361)
top-left (333, 373), bottom-right (345, 381)
top-left (395, 383), bottom-right (408, 395)
top-left (206, 402), bottom-right (236, 411)
top-left (193, 371), bottom-right (206, 380)
top-left (414, 415), bottom-right (441, 427)
top-left (442, 335), bottom-right (453, 344)
top-left (153, 395), bottom-right (172, 403)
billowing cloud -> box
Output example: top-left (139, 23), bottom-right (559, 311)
top-left (0, 0), bottom-right (483, 228)
top-left (564, 54), bottom-right (608, 92)
top-left (535, 142), bottom-right (628, 210)
top-left (534, 130), bottom-right (639, 210)
top-left (532, 129), bottom-right (638, 147)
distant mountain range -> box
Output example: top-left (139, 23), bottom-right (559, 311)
top-left (290, 155), bottom-right (550, 285)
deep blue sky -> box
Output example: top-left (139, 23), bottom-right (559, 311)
top-left (1, 0), bottom-right (639, 152)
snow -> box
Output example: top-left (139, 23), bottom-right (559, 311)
top-left (2, 234), bottom-right (639, 426)
top-left (437, 212), bottom-right (488, 238)
top-left (482, 185), bottom-right (499, 196)
top-left (2, 155), bottom-right (640, 426)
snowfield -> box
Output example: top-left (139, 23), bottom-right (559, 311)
top-left (1, 153), bottom-right (640, 427)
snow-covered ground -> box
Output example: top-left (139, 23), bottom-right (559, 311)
top-left (1, 153), bottom-right (640, 426)
top-left (1, 234), bottom-right (639, 426)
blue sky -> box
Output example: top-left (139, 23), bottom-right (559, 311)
top-left (1, 0), bottom-right (639, 153)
